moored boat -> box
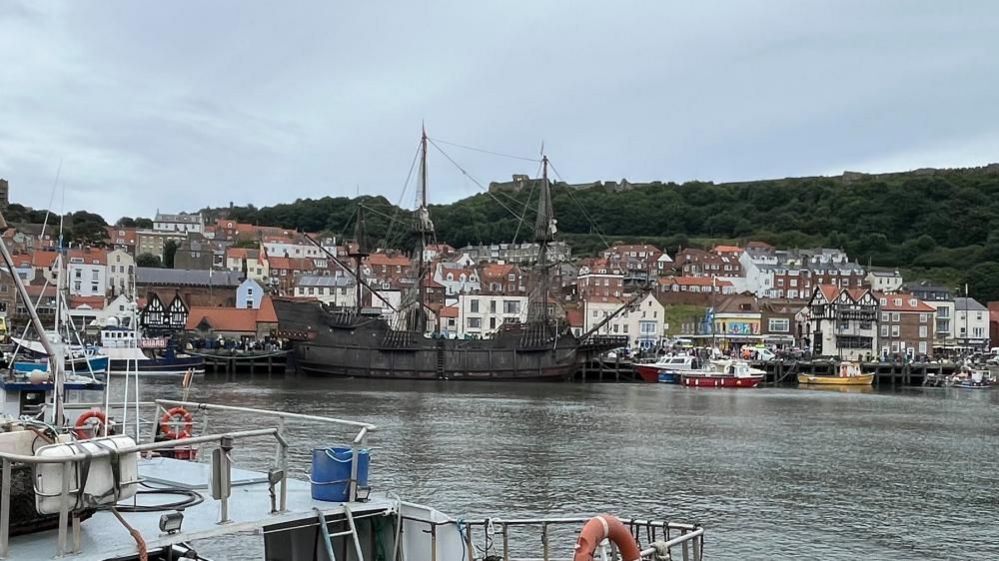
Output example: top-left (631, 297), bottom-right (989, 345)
top-left (681, 359), bottom-right (764, 388)
top-left (634, 354), bottom-right (704, 383)
top-left (948, 364), bottom-right (995, 389)
top-left (798, 361), bottom-right (874, 386)
top-left (98, 326), bottom-right (205, 375)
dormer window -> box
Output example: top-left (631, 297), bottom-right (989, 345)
top-left (894, 298), bottom-right (902, 306)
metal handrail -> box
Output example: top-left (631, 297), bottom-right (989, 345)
top-left (403, 516), bottom-right (705, 561)
top-left (0, 400), bottom-right (379, 560)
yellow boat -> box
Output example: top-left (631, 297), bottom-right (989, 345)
top-left (797, 361), bottom-right (874, 386)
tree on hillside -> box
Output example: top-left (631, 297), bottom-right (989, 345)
top-left (163, 240), bottom-right (179, 269)
top-left (136, 253), bottom-right (161, 268)
top-left (116, 217), bottom-right (137, 227)
top-left (66, 211), bottom-right (109, 245)
top-left (964, 262), bottom-right (999, 304)
top-left (135, 218), bottom-right (153, 228)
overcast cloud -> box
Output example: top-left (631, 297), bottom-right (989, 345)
top-left (1, 1), bottom-right (998, 222)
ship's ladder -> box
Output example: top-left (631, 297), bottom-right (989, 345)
top-left (314, 505), bottom-right (365, 561)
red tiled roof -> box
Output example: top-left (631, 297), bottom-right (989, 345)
top-left (368, 253), bottom-right (411, 267)
top-left (439, 306), bottom-right (459, 318)
top-left (817, 284), bottom-right (840, 302)
top-left (659, 276), bottom-right (733, 287)
top-left (31, 251), bottom-right (59, 269)
top-left (26, 284), bottom-right (57, 297)
top-left (712, 244), bottom-right (743, 254)
top-left (186, 308), bottom-right (259, 333)
top-left (479, 263), bottom-right (515, 278)
top-left (258, 296), bottom-right (278, 323)
top-left (69, 296), bottom-right (106, 310)
top-left (876, 292), bottom-right (935, 312)
top-left (67, 248), bottom-right (108, 265)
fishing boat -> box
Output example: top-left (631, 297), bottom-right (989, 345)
top-left (98, 326), bottom-right (205, 375)
top-left (681, 359), bottom-right (765, 388)
top-left (273, 130), bottom-right (625, 381)
top-left (633, 354), bottom-right (705, 383)
top-left (797, 361), bottom-right (874, 386)
top-left (10, 335), bottom-right (109, 375)
top-left (0, 396), bottom-right (708, 561)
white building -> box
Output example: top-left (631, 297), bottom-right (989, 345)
top-left (954, 297), bottom-right (989, 349)
top-left (293, 275), bottom-right (357, 308)
top-left (434, 262), bottom-right (481, 296)
top-left (866, 269), bottom-right (903, 293)
top-left (262, 238), bottom-right (336, 260)
top-left (583, 293), bottom-right (664, 350)
top-left (154, 212), bottom-right (204, 234)
top-left (456, 293), bottom-right (528, 338)
top-left (67, 248), bottom-right (108, 297)
top-left (107, 249), bottom-right (135, 298)
top-left (738, 252), bottom-right (776, 297)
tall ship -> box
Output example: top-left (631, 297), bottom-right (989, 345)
top-left (273, 130), bottom-right (625, 380)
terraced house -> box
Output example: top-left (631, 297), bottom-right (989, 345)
top-left (876, 293), bottom-right (935, 359)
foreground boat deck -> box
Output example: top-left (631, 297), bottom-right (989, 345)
top-left (9, 457), bottom-right (396, 561)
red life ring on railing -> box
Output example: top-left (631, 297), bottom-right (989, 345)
top-left (573, 515), bottom-right (642, 561)
top-left (159, 406), bottom-right (194, 440)
top-left (73, 408), bottom-right (108, 440)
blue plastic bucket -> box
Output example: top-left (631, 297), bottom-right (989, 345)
top-left (310, 446), bottom-right (370, 502)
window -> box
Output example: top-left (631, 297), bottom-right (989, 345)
top-left (592, 310), bottom-right (598, 318)
top-left (623, 324), bottom-right (629, 334)
top-left (490, 300), bottom-right (497, 313)
top-left (880, 325), bottom-right (889, 337)
top-left (489, 317), bottom-right (496, 330)
top-left (467, 317), bottom-right (481, 329)
top-left (918, 342), bottom-right (927, 354)
top-left (470, 299), bottom-right (479, 313)
top-left (891, 312), bottom-right (900, 322)
top-left (75, 269), bottom-right (81, 279)
top-left (92, 269), bottom-right (99, 280)
top-left (891, 325), bottom-right (899, 337)
top-left (768, 318), bottom-right (790, 333)
top-left (91, 283), bottom-right (98, 292)
top-left (503, 300), bottom-right (520, 314)
top-left (838, 320), bottom-right (850, 330)
top-left (919, 313), bottom-right (928, 323)
top-left (919, 326), bottom-right (927, 338)
top-left (881, 312), bottom-right (890, 322)
top-left (973, 327), bottom-right (984, 338)
top-left (74, 281), bottom-right (81, 291)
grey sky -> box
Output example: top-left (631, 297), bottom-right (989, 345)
top-left (2, 1), bottom-right (997, 222)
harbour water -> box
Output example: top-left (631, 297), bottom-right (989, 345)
top-left (134, 377), bottom-right (999, 560)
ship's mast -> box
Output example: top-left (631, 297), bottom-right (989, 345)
top-left (534, 155), bottom-right (555, 327)
top-left (348, 205), bottom-right (370, 313)
top-left (413, 126), bottom-right (433, 333)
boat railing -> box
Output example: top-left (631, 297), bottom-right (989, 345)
top-left (0, 399), bottom-right (377, 559)
top-left (401, 515), bottom-right (705, 561)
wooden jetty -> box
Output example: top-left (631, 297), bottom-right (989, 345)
top-left (749, 359), bottom-right (961, 387)
top-left (573, 357), bottom-right (640, 382)
top-left (191, 350), bottom-right (289, 375)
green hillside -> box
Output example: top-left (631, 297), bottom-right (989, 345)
top-left (204, 165), bottom-right (999, 301)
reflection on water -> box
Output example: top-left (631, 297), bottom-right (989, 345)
top-left (127, 376), bottom-right (999, 560)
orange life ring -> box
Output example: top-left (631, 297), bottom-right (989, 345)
top-left (159, 406), bottom-right (194, 440)
top-left (73, 408), bottom-right (107, 440)
top-left (573, 515), bottom-right (642, 561)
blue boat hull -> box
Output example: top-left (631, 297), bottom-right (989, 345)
top-left (13, 356), bottom-right (109, 375)
top-left (109, 355), bottom-right (205, 375)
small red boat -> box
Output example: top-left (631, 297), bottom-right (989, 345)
top-left (681, 360), bottom-right (764, 388)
